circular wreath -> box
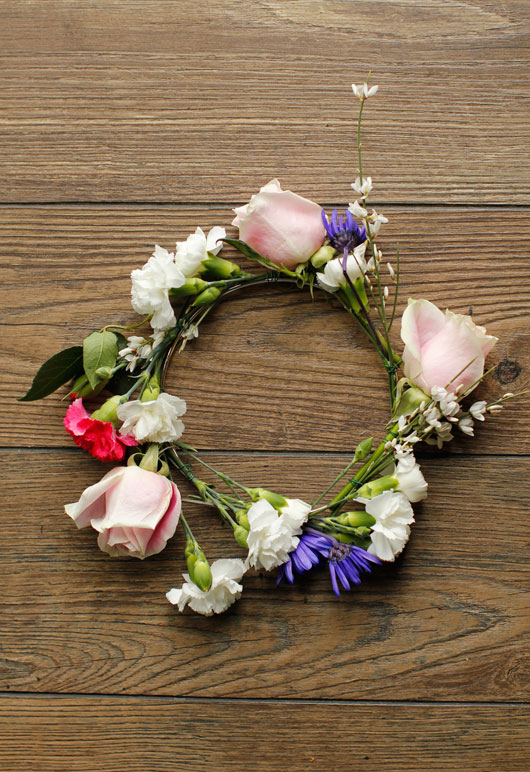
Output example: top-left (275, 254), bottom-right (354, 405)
top-left (21, 83), bottom-right (516, 616)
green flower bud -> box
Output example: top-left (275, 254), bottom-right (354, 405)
top-left (234, 525), bottom-right (249, 548)
top-left (190, 557), bottom-right (212, 592)
top-left (310, 245), bottom-right (336, 268)
top-left (169, 278), bottom-right (209, 298)
top-left (141, 374), bottom-right (160, 402)
top-left (353, 437), bottom-right (373, 462)
top-left (68, 373), bottom-right (107, 399)
top-left (335, 510), bottom-right (376, 528)
top-left (393, 385), bottom-right (429, 418)
top-left (91, 394), bottom-right (122, 423)
top-left (138, 444), bottom-right (160, 473)
top-left (192, 286), bottom-right (222, 307)
top-left (248, 487), bottom-right (287, 510)
top-left (328, 530), bottom-right (355, 544)
top-left (94, 365), bottom-right (114, 380)
top-left (235, 509), bottom-right (250, 530)
top-left (356, 475), bottom-right (397, 500)
top-left (201, 254), bottom-right (242, 279)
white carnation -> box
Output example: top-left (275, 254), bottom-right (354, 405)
top-left (117, 392), bottom-right (187, 443)
top-left (166, 558), bottom-right (246, 616)
top-left (131, 245), bottom-right (185, 331)
top-left (175, 226), bottom-right (226, 278)
top-left (393, 454), bottom-right (428, 503)
top-left (246, 497), bottom-right (310, 571)
top-left (358, 490), bottom-right (415, 562)
top-left (317, 243), bottom-right (367, 293)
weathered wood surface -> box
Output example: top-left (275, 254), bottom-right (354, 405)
top-left (2, 1), bottom-right (530, 770)
top-left (0, 1), bottom-right (529, 203)
top-left (2, 451), bottom-right (529, 700)
top-left (1, 696), bottom-right (529, 772)
top-left (2, 206), bottom-right (529, 452)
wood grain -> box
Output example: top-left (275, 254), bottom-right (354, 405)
top-left (2, 206), bottom-right (529, 453)
top-left (1, 450), bottom-right (529, 700)
top-left (1, 696), bottom-right (529, 772)
top-left (0, 1), bottom-right (529, 203)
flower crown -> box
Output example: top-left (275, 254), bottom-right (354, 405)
top-left (21, 83), bottom-right (519, 616)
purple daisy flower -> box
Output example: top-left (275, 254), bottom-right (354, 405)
top-left (277, 528), bottom-right (380, 596)
top-left (321, 208), bottom-right (366, 254)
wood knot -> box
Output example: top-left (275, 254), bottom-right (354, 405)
top-left (495, 359), bottom-right (522, 384)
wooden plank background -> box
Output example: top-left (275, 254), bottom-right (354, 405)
top-left (1, 2), bottom-right (529, 770)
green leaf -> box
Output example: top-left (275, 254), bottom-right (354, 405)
top-left (19, 346), bottom-right (84, 402)
top-left (83, 331), bottom-right (118, 389)
top-left (223, 238), bottom-right (298, 277)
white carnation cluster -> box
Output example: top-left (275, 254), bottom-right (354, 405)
top-left (246, 498), bottom-right (311, 571)
top-left (117, 392), bottom-right (187, 443)
top-left (131, 226), bottom-right (225, 333)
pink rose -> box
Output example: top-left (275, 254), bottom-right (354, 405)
top-left (401, 298), bottom-right (497, 394)
top-left (65, 466), bottom-right (181, 559)
top-left (232, 179), bottom-right (325, 269)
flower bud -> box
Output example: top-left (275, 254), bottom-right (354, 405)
top-left (393, 385), bottom-right (430, 418)
top-left (169, 278), bottom-right (209, 298)
top-left (138, 443), bottom-right (160, 473)
top-left (192, 286), bottom-right (222, 307)
top-left (201, 254), bottom-right (242, 279)
top-left (190, 556), bottom-right (212, 591)
top-left (248, 487), bottom-right (288, 510)
top-left (310, 245), bottom-right (336, 268)
top-left (140, 374), bottom-right (160, 402)
top-left (91, 394), bottom-right (122, 423)
top-left (234, 525), bottom-right (249, 548)
top-left (68, 373), bottom-right (107, 399)
top-left (335, 510), bottom-right (376, 528)
top-left (353, 437), bottom-right (373, 462)
top-left (356, 475), bottom-right (397, 499)
top-left (235, 509), bottom-right (250, 530)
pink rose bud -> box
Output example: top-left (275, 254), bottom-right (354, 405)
top-left (401, 298), bottom-right (498, 395)
top-left (65, 466), bottom-right (181, 559)
top-left (232, 179), bottom-right (325, 270)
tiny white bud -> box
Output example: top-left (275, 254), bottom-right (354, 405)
top-left (387, 262), bottom-right (395, 278)
top-left (384, 286), bottom-right (389, 299)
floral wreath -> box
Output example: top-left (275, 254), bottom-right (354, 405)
top-left (21, 83), bottom-right (520, 616)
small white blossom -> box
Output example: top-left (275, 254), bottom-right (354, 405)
top-left (117, 392), bottom-right (187, 443)
top-left (431, 386), bottom-right (460, 417)
top-left (119, 332), bottom-right (165, 372)
top-left (469, 400), bottom-right (487, 421)
top-left (348, 200), bottom-right (368, 219)
top-left (131, 245), bottom-right (186, 331)
top-left (174, 226), bottom-right (226, 278)
top-left (365, 209), bottom-right (388, 237)
top-left (352, 176), bottom-right (373, 198)
top-left (488, 403), bottom-right (504, 414)
top-left (393, 454), bottom-right (428, 503)
top-left (458, 416), bottom-right (475, 436)
top-left (387, 262), bottom-right (395, 279)
top-left (246, 498), bottom-right (310, 571)
top-left (166, 558), bottom-right (246, 616)
top-left (358, 490), bottom-right (414, 562)
top-left (352, 83), bottom-right (379, 100)
top-left (316, 243), bottom-right (367, 293)
top-left (383, 285), bottom-right (389, 300)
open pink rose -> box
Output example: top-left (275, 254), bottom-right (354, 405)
top-left (401, 298), bottom-right (497, 394)
top-left (232, 179), bottom-right (325, 269)
top-left (65, 465), bottom-right (181, 559)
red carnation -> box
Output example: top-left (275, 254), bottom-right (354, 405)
top-left (64, 398), bottom-right (137, 463)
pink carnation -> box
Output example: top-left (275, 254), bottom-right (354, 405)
top-left (64, 398), bottom-right (137, 463)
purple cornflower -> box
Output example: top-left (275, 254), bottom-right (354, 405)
top-left (277, 528), bottom-right (380, 596)
top-left (321, 208), bottom-right (366, 254)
